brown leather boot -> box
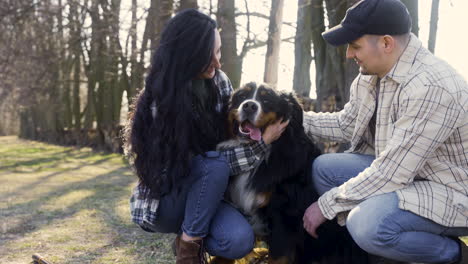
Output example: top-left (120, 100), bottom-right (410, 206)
top-left (208, 256), bottom-right (235, 264)
top-left (454, 238), bottom-right (468, 264)
top-left (175, 235), bottom-right (207, 264)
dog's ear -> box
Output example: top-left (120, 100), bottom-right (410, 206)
top-left (279, 92), bottom-right (303, 124)
top-left (242, 82), bottom-right (257, 91)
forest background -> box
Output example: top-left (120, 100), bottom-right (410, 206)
top-left (1, 0), bottom-right (466, 152)
top-left (1, 1), bottom-right (468, 263)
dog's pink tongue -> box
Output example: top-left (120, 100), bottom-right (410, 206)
top-left (245, 123), bottom-right (262, 141)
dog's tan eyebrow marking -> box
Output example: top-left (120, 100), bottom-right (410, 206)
top-left (245, 86), bottom-right (252, 91)
top-left (257, 112), bottom-right (277, 127)
top-left (260, 91), bottom-right (267, 96)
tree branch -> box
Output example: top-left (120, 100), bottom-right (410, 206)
top-left (235, 11), bottom-right (295, 28)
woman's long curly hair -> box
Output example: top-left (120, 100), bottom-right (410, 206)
top-left (124, 9), bottom-right (225, 199)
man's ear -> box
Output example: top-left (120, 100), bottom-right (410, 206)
top-left (382, 35), bottom-right (395, 53)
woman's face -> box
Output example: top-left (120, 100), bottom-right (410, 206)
top-left (199, 29), bottom-right (222, 79)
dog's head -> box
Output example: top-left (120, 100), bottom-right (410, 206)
top-left (227, 82), bottom-right (321, 191)
top-left (227, 82), bottom-right (299, 141)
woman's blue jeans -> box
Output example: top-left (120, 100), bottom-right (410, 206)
top-left (312, 153), bottom-right (468, 263)
top-left (154, 151), bottom-right (254, 259)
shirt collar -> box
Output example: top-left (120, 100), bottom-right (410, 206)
top-left (384, 33), bottom-right (422, 84)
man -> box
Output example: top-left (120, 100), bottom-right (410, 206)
top-left (302, 0), bottom-right (468, 263)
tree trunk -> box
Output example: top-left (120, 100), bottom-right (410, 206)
top-left (72, 53), bottom-right (81, 130)
top-left (178, 0), bottom-right (198, 11)
top-left (84, 0), bottom-right (101, 129)
top-left (152, 0), bottom-right (174, 52)
top-left (312, 0), bottom-right (329, 110)
top-left (217, 0), bottom-right (242, 89)
top-left (401, 0), bottom-right (419, 36)
top-left (293, 0), bottom-right (313, 97)
top-left (57, 0), bottom-right (70, 130)
top-left (312, 0), bottom-right (356, 111)
top-left (263, 0), bottom-right (284, 86)
top-left (128, 0), bottom-right (138, 102)
top-left (70, 0), bottom-right (82, 130)
top-left (134, 0), bottom-right (157, 96)
top-left (428, 0), bottom-right (439, 53)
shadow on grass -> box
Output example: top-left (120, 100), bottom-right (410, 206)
top-left (0, 164), bottom-right (174, 263)
top-left (0, 149), bottom-right (74, 170)
top-left (0, 154), bottom-right (118, 201)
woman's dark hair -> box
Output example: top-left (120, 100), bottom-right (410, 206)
top-left (124, 9), bottom-right (223, 199)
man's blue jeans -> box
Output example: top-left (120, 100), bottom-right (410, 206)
top-left (312, 153), bottom-right (468, 263)
top-left (154, 151), bottom-right (254, 259)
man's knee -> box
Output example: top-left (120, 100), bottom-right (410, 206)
top-left (312, 153), bottom-right (339, 195)
top-left (312, 154), bottom-right (336, 175)
top-left (346, 194), bottom-right (400, 252)
top-left (346, 206), bottom-right (381, 251)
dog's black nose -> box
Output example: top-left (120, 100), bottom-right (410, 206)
top-left (242, 101), bottom-right (258, 114)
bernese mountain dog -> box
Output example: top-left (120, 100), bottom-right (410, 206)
top-left (216, 82), bottom-right (369, 264)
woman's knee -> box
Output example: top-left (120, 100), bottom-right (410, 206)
top-left (226, 226), bottom-right (255, 259)
top-left (209, 224), bottom-right (254, 259)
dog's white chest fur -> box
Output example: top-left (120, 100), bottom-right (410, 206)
top-left (217, 139), bottom-right (264, 216)
top-left (226, 171), bottom-right (257, 215)
top-left (217, 138), bottom-right (270, 235)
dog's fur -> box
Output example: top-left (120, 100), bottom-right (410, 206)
top-left (217, 83), bottom-right (368, 264)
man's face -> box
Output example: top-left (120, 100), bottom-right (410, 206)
top-left (346, 35), bottom-right (385, 76)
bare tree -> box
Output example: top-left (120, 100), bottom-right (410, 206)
top-left (293, 0), bottom-right (314, 97)
top-left (263, 0), bottom-right (284, 85)
top-left (217, 0), bottom-right (242, 88)
top-left (294, 0), bottom-right (358, 108)
top-left (177, 0), bottom-right (198, 11)
top-left (401, 0), bottom-right (419, 36)
top-left (134, 0), bottom-right (174, 96)
top-left (69, 0), bottom-right (82, 130)
top-left (128, 0), bottom-right (139, 101)
top-left (428, 0), bottom-right (440, 53)
top-left (153, 0), bottom-right (174, 50)
top-left (218, 1), bottom-right (285, 89)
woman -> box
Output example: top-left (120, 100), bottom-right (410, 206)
top-left (124, 9), bottom-right (287, 263)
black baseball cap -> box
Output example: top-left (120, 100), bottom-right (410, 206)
top-left (322, 0), bottom-right (412, 46)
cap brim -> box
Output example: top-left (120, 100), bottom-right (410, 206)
top-left (322, 24), bottom-right (363, 46)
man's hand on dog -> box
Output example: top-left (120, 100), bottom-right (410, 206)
top-left (303, 201), bottom-right (327, 238)
top-left (262, 119), bottom-right (289, 144)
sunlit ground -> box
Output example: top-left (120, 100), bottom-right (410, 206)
top-left (0, 136), bottom-right (466, 264)
top-left (0, 136), bottom-right (175, 264)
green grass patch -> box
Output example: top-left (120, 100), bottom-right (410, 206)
top-left (0, 136), bottom-right (466, 263)
top-left (0, 136), bottom-right (175, 264)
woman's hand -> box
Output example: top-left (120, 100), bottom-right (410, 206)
top-left (262, 119), bottom-right (290, 145)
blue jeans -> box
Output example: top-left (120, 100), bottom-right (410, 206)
top-left (312, 153), bottom-right (468, 263)
top-left (154, 151), bottom-right (254, 259)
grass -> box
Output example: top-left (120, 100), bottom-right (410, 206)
top-left (0, 136), bottom-right (175, 264)
top-left (0, 136), bottom-right (466, 264)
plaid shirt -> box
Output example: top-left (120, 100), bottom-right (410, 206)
top-left (130, 70), bottom-right (270, 229)
top-left (304, 34), bottom-right (468, 227)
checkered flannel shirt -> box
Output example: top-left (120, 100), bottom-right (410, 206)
top-left (304, 34), bottom-right (468, 227)
top-left (130, 70), bottom-right (270, 229)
